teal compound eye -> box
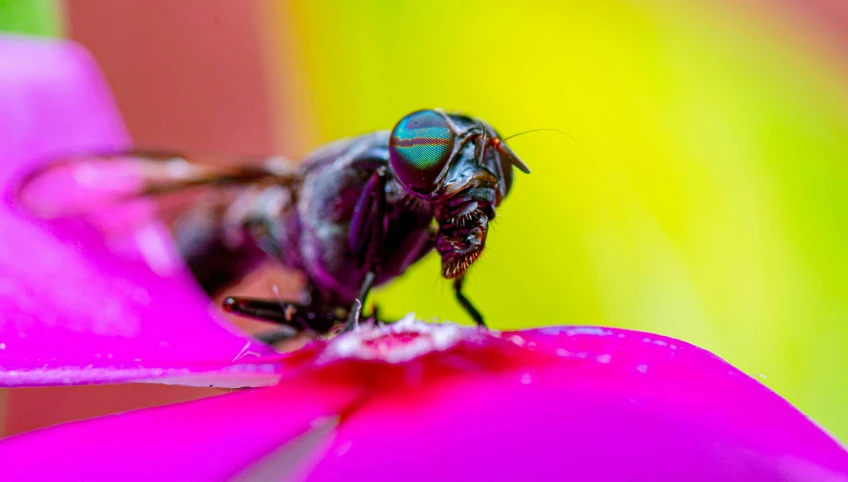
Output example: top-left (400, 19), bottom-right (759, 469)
top-left (389, 110), bottom-right (456, 190)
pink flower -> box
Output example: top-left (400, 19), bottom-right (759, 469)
top-left (1, 35), bottom-right (847, 481)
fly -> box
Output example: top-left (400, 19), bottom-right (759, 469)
top-left (16, 109), bottom-right (530, 340)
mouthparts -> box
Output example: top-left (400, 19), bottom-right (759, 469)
top-left (436, 210), bottom-right (488, 279)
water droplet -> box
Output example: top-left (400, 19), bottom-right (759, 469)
top-left (636, 364), bottom-right (648, 374)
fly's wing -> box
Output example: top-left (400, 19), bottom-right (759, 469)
top-left (16, 149), bottom-right (299, 220)
top-left (14, 149), bottom-right (302, 289)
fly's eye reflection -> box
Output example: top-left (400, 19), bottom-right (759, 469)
top-left (389, 110), bottom-right (455, 190)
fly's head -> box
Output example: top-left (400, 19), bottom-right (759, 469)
top-left (388, 109), bottom-right (530, 279)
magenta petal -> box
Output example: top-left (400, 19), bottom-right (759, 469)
top-left (301, 323), bottom-right (848, 481)
top-left (0, 321), bottom-right (846, 480)
top-left (0, 381), bottom-right (362, 481)
top-left (0, 35), bottom-right (277, 388)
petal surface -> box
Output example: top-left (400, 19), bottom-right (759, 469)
top-left (5, 321), bottom-right (841, 481)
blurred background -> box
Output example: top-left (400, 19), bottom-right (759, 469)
top-left (1, 0), bottom-right (847, 443)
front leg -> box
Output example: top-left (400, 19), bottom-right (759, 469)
top-left (454, 277), bottom-right (486, 328)
top-left (344, 167), bottom-right (388, 331)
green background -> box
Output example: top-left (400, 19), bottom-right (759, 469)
top-left (0, 0), bottom-right (61, 37)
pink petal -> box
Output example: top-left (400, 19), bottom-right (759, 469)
top-left (2, 321), bottom-right (844, 480)
top-left (307, 324), bottom-right (848, 481)
top-left (0, 35), bottom-right (278, 388)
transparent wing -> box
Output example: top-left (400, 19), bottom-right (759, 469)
top-left (15, 148), bottom-right (300, 222)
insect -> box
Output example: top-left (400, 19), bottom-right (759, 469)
top-left (16, 109), bottom-right (530, 339)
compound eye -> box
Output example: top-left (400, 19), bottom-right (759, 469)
top-left (389, 110), bottom-right (455, 190)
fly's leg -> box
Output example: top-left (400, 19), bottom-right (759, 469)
top-left (453, 277), bottom-right (486, 328)
top-left (342, 271), bottom-right (377, 332)
top-left (343, 167), bottom-right (388, 332)
top-left (222, 296), bottom-right (346, 336)
top-left (254, 330), bottom-right (299, 346)
top-left (223, 210), bottom-right (337, 343)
